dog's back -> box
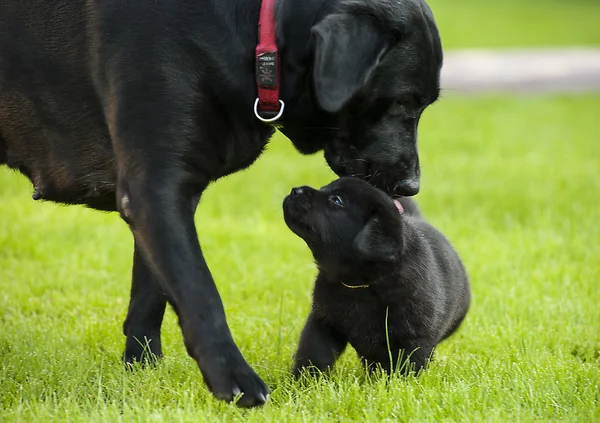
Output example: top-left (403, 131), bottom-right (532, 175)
top-left (402, 214), bottom-right (470, 342)
top-left (386, 196), bottom-right (469, 343)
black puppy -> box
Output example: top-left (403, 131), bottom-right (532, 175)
top-left (1, 0), bottom-right (442, 406)
top-left (283, 178), bottom-right (470, 374)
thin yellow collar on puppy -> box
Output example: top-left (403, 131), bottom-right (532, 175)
top-left (340, 282), bottom-right (370, 289)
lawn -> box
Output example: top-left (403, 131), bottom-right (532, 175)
top-left (2, 1), bottom-right (600, 422)
top-left (2, 94), bottom-right (599, 421)
top-left (428, 0), bottom-right (600, 49)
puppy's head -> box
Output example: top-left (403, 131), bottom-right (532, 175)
top-left (283, 177), bottom-right (404, 272)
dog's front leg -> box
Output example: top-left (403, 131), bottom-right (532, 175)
top-left (122, 242), bottom-right (168, 365)
top-left (122, 196), bottom-right (200, 365)
top-left (107, 88), bottom-right (268, 407)
top-left (292, 312), bottom-right (348, 377)
top-left (116, 174), bottom-right (268, 406)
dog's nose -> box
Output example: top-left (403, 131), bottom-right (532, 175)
top-left (291, 187), bottom-right (304, 196)
top-left (393, 179), bottom-right (420, 196)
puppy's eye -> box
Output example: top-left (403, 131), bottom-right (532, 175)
top-left (329, 195), bottom-right (344, 208)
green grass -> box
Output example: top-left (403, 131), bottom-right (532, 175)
top-left (2, 2), bottom-right (600, 420)
top-left (427, 0), bottom-right (600, 48)
top-left (1, 94), bottom-right (599, 422)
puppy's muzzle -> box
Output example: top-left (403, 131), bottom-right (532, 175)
top-left (285, 186), bottom-right (313, 211)
top-left (283, 186), bottom-right (316, 237)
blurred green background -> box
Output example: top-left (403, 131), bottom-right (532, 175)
top-left (430, 0), bottom-right (600, 48)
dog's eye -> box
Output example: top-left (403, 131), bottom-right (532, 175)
top-left (395, 102), bottom-right (407, 115)
top-left (395, 101), bottom-right (419, 122)
top-left (329, 195), bottom-right (344, 208)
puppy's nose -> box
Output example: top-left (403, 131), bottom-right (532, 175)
top-left (291, 187), bottom-right (304, 196)
top-left (393, 179), bottom-right (420, 196)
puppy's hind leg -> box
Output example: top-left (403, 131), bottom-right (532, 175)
top-left (362, 340), bottom-right (435, 376)
top-left (292, 312), bottom-right (347, 377)
top-left (394, 340), bottom-right (435, 375)
top-left (123, 242), bottom-right (168, 366)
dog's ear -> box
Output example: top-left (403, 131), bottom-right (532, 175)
top-left (312, 14), bottom-right (395, 113)
top-left (353, 214), bottom-right (399, 262)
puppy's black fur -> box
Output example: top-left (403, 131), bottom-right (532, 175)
top-left (283, 178), bottom-right (470, 374)
top-left (0, 0), bottom-right (442, 406)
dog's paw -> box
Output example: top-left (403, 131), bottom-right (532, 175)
top-left (123, 349), bottom-right (162, 370)
top-left (123, 334), bottom-right (163, 369)
top-left (202, 359), bottom-right (269, 408)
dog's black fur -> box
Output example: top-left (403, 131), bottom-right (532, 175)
top-left (283, 178), bottom-right (470, 374)
top-left (0, 0), bottom-right (442, 406)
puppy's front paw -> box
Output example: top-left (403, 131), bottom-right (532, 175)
top-left (291, 364), bottom-right (307, 379)
top-left (291, 361), bottom-right (333, 379)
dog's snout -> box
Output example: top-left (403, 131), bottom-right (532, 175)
top-left (393, 179), bottom-right (420, 197)
top-left (291, 187), bottom-right (304, 196)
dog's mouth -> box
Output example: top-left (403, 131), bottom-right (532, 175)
top-left (287, 216), bottom-right (314, 236)
top-left (282, 195), bottom-right (315, 238)
top-left (323, 142), bottom-right (420, 197)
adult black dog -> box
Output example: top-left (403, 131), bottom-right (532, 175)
top-left (0, 0), bottom-right (442, 407)
top-left (283, 178), bottom-right (470, 375)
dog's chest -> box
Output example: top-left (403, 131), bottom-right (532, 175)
top-left (314, 289), bottom-right (423, 356)
top-left (214, 122), bottom-right (274, 179)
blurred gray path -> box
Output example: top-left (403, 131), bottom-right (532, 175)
top-left (441, 48), bottom-right (600, 94)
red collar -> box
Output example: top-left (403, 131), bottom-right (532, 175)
top-left (254, 0), bottom-right (284, 124)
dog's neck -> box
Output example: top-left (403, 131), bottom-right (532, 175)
top-left (317, 258), bottom-right (400, 290)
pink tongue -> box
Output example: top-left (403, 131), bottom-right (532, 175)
top-left (393, 199), bottom-right (404, 214)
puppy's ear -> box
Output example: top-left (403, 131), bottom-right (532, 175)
top-left (353, 215), bottom-right (399, 262)
top-left (312, 14), bottom-right (395, 113)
